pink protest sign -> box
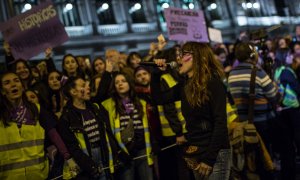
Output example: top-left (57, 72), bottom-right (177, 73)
top-left (164, 7), bottom-right (209, 42)
top-left (0, 1), bottom-right (69, 60)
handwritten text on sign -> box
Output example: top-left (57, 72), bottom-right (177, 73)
top-left (18, 5), bottom-right (57, 31)
top-left (164, 8), bottom-right (209, 42)
top-left (0, 1), bottom-right (69, 60)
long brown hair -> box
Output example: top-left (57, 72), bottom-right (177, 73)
top-left (0, 72), bottom-right (38, 127)
top-left (182, 42), bottom-right (224, 107)
top-left (110, 72), bottom-right (143, 118)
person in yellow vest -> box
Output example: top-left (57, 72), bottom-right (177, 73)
top-left (155, 72), bottom-right (190, 180)
top-left (0, 72), bottom-right (73, 180)
top-left (151, 46), bottom-right (190, 180)
top-left (134, 66), bottom-right (162, 179)
top-left (102, 72), bottom-right (153, 180)
top-left (58, 77), bottom-right (129, 179)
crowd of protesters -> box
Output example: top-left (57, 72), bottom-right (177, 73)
top-left (1, 25), bottom-right (300, 180)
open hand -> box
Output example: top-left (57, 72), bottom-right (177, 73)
top-left (176, 135), bottom-right (187, 145)
top-left (194, 162), bottom-right (213, 178)
top-left (149, 42), bottom-right (158, 55)
top-left (158, 40), bottom-right (167, 51)
top-left (106, 60), bottom-right (113, 72)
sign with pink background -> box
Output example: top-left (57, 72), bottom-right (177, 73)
top-left (164, 7), bottom-right (209, 43)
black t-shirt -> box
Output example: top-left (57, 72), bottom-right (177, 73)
top-left (76, 108), bottom-right (101, 148)
top-left (119, 105), bottom-right (145, 154)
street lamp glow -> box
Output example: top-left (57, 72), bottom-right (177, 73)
top-left (182, 4), bottom-right (188, 9)
top-left (189, 3), bottom-right (195, 9)
top-left (24, 3), bottom-right (32, 10)
top-left (134, 3), bottom-right (141, 10)
top-left (65, 3), bottom-right (73, 11)
top-left (210, 3), bottom-right (217, 10)
top-left (162, 2), bottom-right (169, 9)
top-left (242, 3), bottom-right (247, 9)
top-left (102, 3), bottom-right (109, 10)
top-left (246, 2), bottom-right (252, 9)
top-left (253, 2), bottom-right (260, 9)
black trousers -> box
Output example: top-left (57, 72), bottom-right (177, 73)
top-left (254, 120), bottom-right (276, 180)
top-left (157, 136), bottom-right (191, 180)
top-left (278, 108), bottom-right (300, 180)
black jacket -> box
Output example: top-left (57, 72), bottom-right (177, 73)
top-left (58, 101), bottom-right (124, 179)
top-left (151, 70), bottom-right (230, 167)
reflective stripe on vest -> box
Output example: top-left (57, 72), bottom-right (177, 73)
top-left (158, 74), bottom-right (187, 137)
top-left (281, 84), bottom-right (300, 107)
top-left (0, 157), bottom-right (45, 172)
top-left (105, 133), bottom-right (114, 173)
top-left (102, 98), bottom-right (153, 165)
top-left (0, 113), bottom-right (48, 180)
top-left (74, 132), bottom-right (89, 155)
top-left (71, 131), bottom-right (114, 174)
top-left (274, 66), bottom-right (300, 108)
top-left (70, 111), bottom-right (114, 174)
top-left (0, 139), bottom-right (44, 152)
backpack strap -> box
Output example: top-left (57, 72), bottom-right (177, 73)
top-left (248, 66), bottom-right (257, 124)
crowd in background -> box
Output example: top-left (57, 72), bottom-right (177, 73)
top-left (1, 24), bottom-right (300, 180)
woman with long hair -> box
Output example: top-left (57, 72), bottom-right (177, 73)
top-left (102, 72), bottom-right (154, 180)
top-left (153, 42), bottom-right (230, 180)
top-left (127, 52), bottom-right (142, 69)
top-left (12, 59), bottom-right (35, 89)
top-left (62, 54), bottom-right (84, 79)
top-left (11, 60), bottom-right (50, 109)
top-left (0, 72), bottom-right (73, 179)
top-left (92, 57), bottom-right (106, 76)
top-left (47, 70), bottom-right (65, 118)
top-left (91, 57), bottom-right (106, 97)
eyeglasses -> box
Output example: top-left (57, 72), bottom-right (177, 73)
top-left (181, 50), bottom-right (194, 57)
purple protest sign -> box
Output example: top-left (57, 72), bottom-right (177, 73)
top-left (164, 7), bottom-right (209, 43)
top-left (0, 1), bottom-right (69, 60)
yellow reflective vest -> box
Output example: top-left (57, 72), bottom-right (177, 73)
top-left (0, 105), bottom-right (48, 180)
top-left (63, 104), bottom-right (115, 179)
top-left (226, 101), bottom-right (238, 125)
top-left (158, 74), bottom-right (187, 137)
top-left (102, 98), bottom-right (153, 165)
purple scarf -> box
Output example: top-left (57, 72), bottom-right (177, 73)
top-left (122, 98), bottom-right (134, 115)
top-left (10, 104), bottom-right (36, 127)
